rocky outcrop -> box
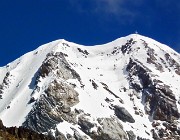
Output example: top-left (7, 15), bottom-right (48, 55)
top-left (92, 117), bottom-right (128, 140)
top-left (165, 53), bottom-right (180, 75)
top-left (39, 52), bottom-right (81, 81)
top-left (23, 80), bottom-right (79, 133)
top-left (76, 112), bottom-right (129, 140)
top-left (127, 131), bottom-right (136, 140)
top-left (0, 72), bottom-right (11, 99)
top-left (126, 58), bottom-right (180, 121)
top-left (77, 48), bottom-right (89, 56)
top-left (146, 47), bottom-right (164, 72)
top-left (121, 38), bottom-right (136, 54)
top-left (78, 115), bottom-right (95, 134)
top-left (126, 58), bottom-right (180, 139)
top-left (151, 121), bottom-right (180, 140)
top-left (23, 51), bottom-right (82, 134)
top-left (113, 106), bottom-right (135, 123)
top-left (0, 119), bottom-right (4, 129)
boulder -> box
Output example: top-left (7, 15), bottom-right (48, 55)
top-left (93, 117), bottom-right (128, 140)
top-left (114, 106), bottom-right (135, 123)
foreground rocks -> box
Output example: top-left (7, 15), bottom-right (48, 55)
top-left (0, 119), bottom-right (53, 140)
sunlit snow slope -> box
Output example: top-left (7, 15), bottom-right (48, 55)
top-left (0, 34), bottom-right (180, 140)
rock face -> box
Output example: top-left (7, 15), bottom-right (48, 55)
top-left (23, 75), bottom-right (79, 132)
top-left (126, 53), bottom-right (180, 139)
top-left (126, 58), bottom-right (180, 122)
top-left (0, 34), bottom-right (180, 140)
top-left (39, 52), bottom-right (81, 81)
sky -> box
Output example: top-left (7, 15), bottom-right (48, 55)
top-left (0, 0), bottom-right (179, 66)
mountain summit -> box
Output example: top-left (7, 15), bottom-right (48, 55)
top-left (0, 34), bottom-right (180, 140)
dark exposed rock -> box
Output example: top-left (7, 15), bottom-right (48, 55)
top-left (147, 47), bottom-right (157, 61)
top-left (158, 128), bottom-right (166, 138)
top-left (0, 84), bottom-right (3, 90)
top-left (102, 84), bottom-right (120, 99)
top-left (113, 105), bottom-right (135, 123)
top-left (72, 128), bottom-right (87, 140)
top-left (126, 58), bottom-right (180, 139)
top-left (153, 122), bottom-right (180, 139)
top-left (145, 86), bottom-right (179, 122)
top-left (130, 82), bottom-right (142, 92)
top-left (91, 80), bottom-right (98, 90)
top-left (126, 58), bottom-right (152, 90)
top-left (0, 72), bottom-right (12, 99)
top-left (121, 38), bottom-right (136, 54)
top-left (77, 48), bottom-right (89, 55)
top-left (127, 130), bottom-right (136, 140)
top-left (111, 47), bottom-right (119, 55)
top-left (78, 115), bottom-right (94, 134)
top-left (126, 58), bottom-right (180, 121)
top-left (3, 72), bottom-right (10, 84)
top-left (165, 53), bottom-right (180, 75)
top-left (151, 129), bottom-right (159, 140)
top-left (137, 136), bottom-right (150, 140)
top-left (0, 119), bottom-right (54, 140)
top-left (146, 46), bottom-right (164, 72)
top-left (105, 97), bottom-right (114, 103)
top-left (62, 42), bottom-right (70, 47)
top-left (0, 84), bottom-right (3, 98)
top-left (55, 128), bottom-right (67, 140)
top-left (0, 119), bottom-right (4, 129)
top-left (28, 97), bottom-right (36, 104)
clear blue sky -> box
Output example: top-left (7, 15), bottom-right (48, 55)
top-left (0, 0), bottom-right (179, 66)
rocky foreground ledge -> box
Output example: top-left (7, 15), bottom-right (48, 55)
top-left (0, 119), bottom-right (53, 140)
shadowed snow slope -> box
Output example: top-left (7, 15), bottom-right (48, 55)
top-left (0, 34), bottom-right (180, 140)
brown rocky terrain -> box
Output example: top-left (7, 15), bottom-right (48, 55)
top-left (0, 119), bottom-right (53, 140)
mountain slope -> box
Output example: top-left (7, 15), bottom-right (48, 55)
top-left (0, 34), bottom-right (180, 140)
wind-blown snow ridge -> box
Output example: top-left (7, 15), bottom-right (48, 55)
top-left (0, 34), bottom-right (180, 140)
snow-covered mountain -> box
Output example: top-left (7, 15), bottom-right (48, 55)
top-left (0, 34), bottom-right (180, 140)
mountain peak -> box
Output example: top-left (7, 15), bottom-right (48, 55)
top-left (0, 34), bottom-right (180, 140)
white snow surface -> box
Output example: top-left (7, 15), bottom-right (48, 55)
top-left (0, 34), bottom-right (179, 139)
